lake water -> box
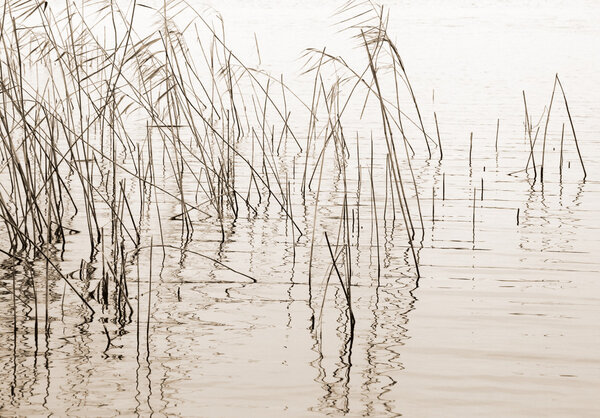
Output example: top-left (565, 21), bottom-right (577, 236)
top-left (1, 0), bottom-right (599, 416)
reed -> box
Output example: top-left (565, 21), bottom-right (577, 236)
top-left (495, 118), bottom-right (500, 152)
top-left (555, 75), bottom-right (586, 180)
top-left (469, 132), bottom-right (473, 167)
top-left (434, 112), bottom-right (442, 161)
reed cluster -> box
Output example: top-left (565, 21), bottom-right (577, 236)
top-left (1, 0), bottom-right (523, 348)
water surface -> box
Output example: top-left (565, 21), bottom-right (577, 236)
top-left (1, 0), bottom-right (599, 416)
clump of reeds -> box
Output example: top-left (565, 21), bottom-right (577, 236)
top-left (519, 74), bottom-right (587, 184)
top-left (0, 0), bottom-right (434, 350)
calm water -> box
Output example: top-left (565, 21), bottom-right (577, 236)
top-left (1, 0), bottom-right (600, 416)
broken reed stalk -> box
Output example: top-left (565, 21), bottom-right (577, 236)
top-left (540, 80), bottom-right (557, 183)
top-left (559, 123), bottom-right (565, 178)
top-left (472, 187), bottom-right (476, 245)
top-left (369, 137), bottom-right (381, 278)
top-left (522, 91), bottom-right (537, 182)
top-left (481, 178), bottom-right (483, 201)
top-left (468, 132), bottom-right (473, 167)
top-left (434, 112), bottom-right (442, 161)
top-left (541, 74), bottom-right (586, 181)
top-left (555, 75), bottom-right (586, 180)
top-left (442, 173), bottom-right (445, 200)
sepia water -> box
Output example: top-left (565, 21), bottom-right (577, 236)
top-left (1, 0), bottom-right (600, 416)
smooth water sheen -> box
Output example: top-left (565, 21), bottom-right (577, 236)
top-left (1, 0), bottom-right (600, 416)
